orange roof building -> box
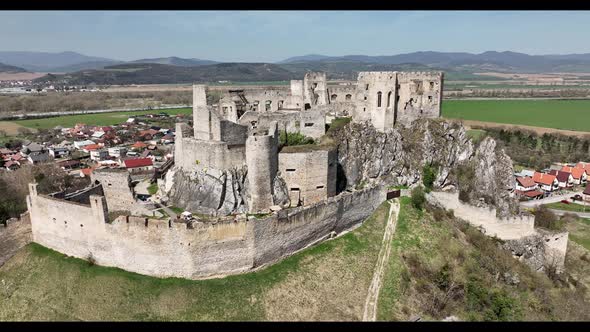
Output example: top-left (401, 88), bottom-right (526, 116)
top-left (533, 172), bottom-right (557, 186)
top-left (561, 166), bottom-right (586, 181)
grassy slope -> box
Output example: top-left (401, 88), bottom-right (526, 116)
top-left (0, 202), bottom-right (390, 321)
top-left (567, 218), bottom-right (590, 251)
top-left (543, 202), bottom-right (590, 213)
top-left (442, 100), bottom-right (590, 132)
top-left (377, 197), bottom-right (590, 321)
top-left (1, 108), bottom-right (192, 131)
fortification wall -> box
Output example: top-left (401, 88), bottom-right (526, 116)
top-left (396, 72), bottom-right (442, 125)
top-left (0, 213), bottom-right (32, 267)
top-left (246, 122), bottom-right (279, 213)
top-left (91, 169), bottom-right (136, 212)
top-left (243, 88), bottom-right (290, 112)
top-left (303, 72), bottom-right (328, 107)
top-left (29, 181), bottom-right (385, 280)
top-left (176, 137), bottom-right (246, 172)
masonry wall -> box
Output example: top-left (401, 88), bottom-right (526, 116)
top-left (246, 122), bottom-right (279, 213)
top-left (278, 149), bottom-right (337, 207)
top-left (396, 72), bottom-right (443, 125)
top-left (91, 169), bottom-right (136, 212)
top-left (176, 137), bottom-right (246, 172)
top-left (0, 213), bottom-right (32, 267)
top-left (303, 72), bottom-right (328, 108)
top-left (28, 182), bottom-right (385, 280)
top-left (243, 88), bottom-right (290, 112)
top-left (193, 85), bottom-right (210, 140)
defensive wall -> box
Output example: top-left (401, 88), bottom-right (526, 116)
top-left (429, 191), bottom-right (568, 273)
top-left (27, 182), bottom-right (386, 280)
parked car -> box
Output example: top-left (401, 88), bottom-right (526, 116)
top-left (560, 200), bottom-right (570, 204)
top-left (571, 194), bottom-right (583, 201)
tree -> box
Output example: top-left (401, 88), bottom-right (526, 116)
top-left (411, 186), bottom-right (426, 211)
top-left (534, 206), bottom-right (564, 231)
top-left (422, 164), bottom-right (437, 192)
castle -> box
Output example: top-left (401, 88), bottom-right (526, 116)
top-left (23, 71), bottom-right (443, 279)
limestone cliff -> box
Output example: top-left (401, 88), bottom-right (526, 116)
top-left (331, 119), bottom-right (474, 190)
top-left (330, 119), bottom-right (518, 217)
top-left (162, 166), bottom-right (290, 215)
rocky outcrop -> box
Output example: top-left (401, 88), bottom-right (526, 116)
top-left (162, 165), bottom-right (290, 215)
top-left (331, 119), bottom-right (474, 191)
top-left (459, 137), bottom-right (519, 218)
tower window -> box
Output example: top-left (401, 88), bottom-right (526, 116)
top-left (345, 94), bottom-right (352, 101)
top-left (377, 91), bottom-right (382, 108)
top-left (387, 91), bottom-right (392, 107)
top-left (365, 84), bottom-right (369, 90)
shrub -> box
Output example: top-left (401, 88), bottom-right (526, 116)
top-left (411, 186), bottom-right (426, 211)
top-left (422, 164), bottom-right (437, 192)
top-left (534, 206), bottom-right (564, 231)
top-left (279, 131), bottom-right (314, 147)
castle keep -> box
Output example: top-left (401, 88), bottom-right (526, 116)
top-left (24, 70), bottom-right (442, 279)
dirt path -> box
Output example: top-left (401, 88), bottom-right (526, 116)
top-left (362, 199), bottom-right (399, 322)
top-left (459, 119), bottom-right (590, 138)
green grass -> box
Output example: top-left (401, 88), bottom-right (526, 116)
top-left (4, 107), bottom-right (192, 131)
top-left (466, 129), bottom-right (487, 141)
top-left (0, 201), bottom-right (391, 321)
top-left (168, 206), bottom-right (184, 214)
top-left (442, 99), bottom-right (590, 132)
top-left (543, 202), bottom-right (590, 213)
top-left (147, 183), bottom-right (159, 196)
top-left (566, 217), bottom-right (590, 251)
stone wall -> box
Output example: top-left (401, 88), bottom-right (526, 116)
top-left (176, 137), bottom-right (246, 172)
top-left (396, 72), bottom-right (443, 125)
top-left (0, 213), bottom-right (32, 267)
top-left (28, 181), bottom-right (385, 280)
top-left (91, 168), bottom-right (137, 213)
top-left (429, 191), bottom-right (568, 273)
top-left (246, 122), bottom-right (279, 213)
top-left (278, 148), bottom-right (338, 207)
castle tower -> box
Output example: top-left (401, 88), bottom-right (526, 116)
top-left (193, 84), bottom-right (211, 140)
top-left (354, 72), bottom-right (398, 132)
top-left (245, 121), bottom-right (279, 213)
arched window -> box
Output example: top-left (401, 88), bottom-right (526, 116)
top-left (265, 100), bottom-right (272, 111)
top-left (331, 94), bottom-right (337, 101)
top-left (345, 94), bottom-right (352, 101)
top-left (387, 91), bottom-right (392, 108)
top-left (377, 91), bottom-right (382, 108)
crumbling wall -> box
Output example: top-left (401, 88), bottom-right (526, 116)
top-left (0, 213), bottom-right (32, 266)
top-left (354, 72), bottom-right (398, 132)
top-left (91, 169), bottom-right (136, 213)
top-left (396, 72), bottom-right (442, 125)
top-left (278, 148), bottom-right (337, 207)
top-left (176, 138), bottom-right (246, 172)
top-left (29, 180), bottom-right (385, 280)
top-left (303, 72), bottom-right (328, 108)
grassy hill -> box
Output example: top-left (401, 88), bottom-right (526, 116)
top-left (0, 63), bottom-right (26, 73)
top-left (1, 197), bottom-right (588, 321)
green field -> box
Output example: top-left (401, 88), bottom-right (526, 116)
top-left (1, 108), bottom-right (192, 131)
top-left (543, 202), bottom-right (590, 213)
top-left (442, 99), bottom-right (590, 132)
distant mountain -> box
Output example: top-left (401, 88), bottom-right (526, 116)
top-left (35, 62), bottom-right (296, 85)
top-left (129, 57), bottom-right (218, 67)
top-left (0, 51), bottom-right (117, 72)
top-left (278, 51), bottom-right (590, 73)
top-left (0, 62), bottom-right (26, 73)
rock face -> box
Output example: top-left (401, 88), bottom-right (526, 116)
top-left (331, 119), bottom-right (474, 191)
top-left (163, 165), bottom-right (290, 215)
top-left (460, 137), bottom-right (519, 218)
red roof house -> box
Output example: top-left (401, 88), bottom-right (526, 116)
top-left (123, 158), bottom-right (153, 169)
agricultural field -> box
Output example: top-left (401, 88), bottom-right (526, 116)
top-left (442, 99), bottom-right (590, 132)
top-left (0, 108), bottom-right (192, 131)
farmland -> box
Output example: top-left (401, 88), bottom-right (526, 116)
top-left (0, 108), bottom-right (192, 131)
top-left (442, 99), bottom-right (590, 132)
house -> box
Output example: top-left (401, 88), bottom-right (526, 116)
top-left (0, 148), bottom-right (14, 156)
top-left (82, 144), bottom-right (101, 153)
top-left (27, 151), bottom-right (50, 164)
top-left (57, 159), bottom-right (81, 170)
top-left (515, 176), bottom-right (537, 192)
top-left (90, 149), bottom-right (109, 161)
top-left (74, 140), bottom-right (95, 150)
top-left (519, 169), bottom-right (535, 178)
top-left (548, 170), bottom-right (574, 188)
top-left (123, 158), bottom-right (154, 173)
top-left (126, 118), bottom-right (136, 124)
top-left (561, 166), bottom-right (587, 185)
top-left (138, 129), bottom-right (160, 141)
top-left (576, 162), bottom-right (590, 176)
top-left (20, 142), bottom-right (44, 156)
top-left (108, 146), bottom-right (127, 158)
top-left (91, 131), bottom-right (105, 139)
top-left (532, 172), bottom-right (558, 192)
top-left (514, 176), bottom-right (544, 199)
top-left (131, 141), bottom-right (148, 150)
top-left (160, 134), bottom-right (174, 145)
top-left (4, 160), bottom-right (20, 171)
top-left (49, 146), bottom-right (70, 158)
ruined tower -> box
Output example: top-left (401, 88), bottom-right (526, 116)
top-left (245, 122), bottom-right (279, 213)
top-left (303, 72), bottom-right (328, 109)
top-left (193, 84), bottom-right (211, 140)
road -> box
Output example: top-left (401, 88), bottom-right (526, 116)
top-left (362, 199), bottom-right (399, 322)
top-left (519, 191), bottom-right (583, 208)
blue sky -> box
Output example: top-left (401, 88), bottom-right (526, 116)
top-left (1, 11), bottom-right (590, 62)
